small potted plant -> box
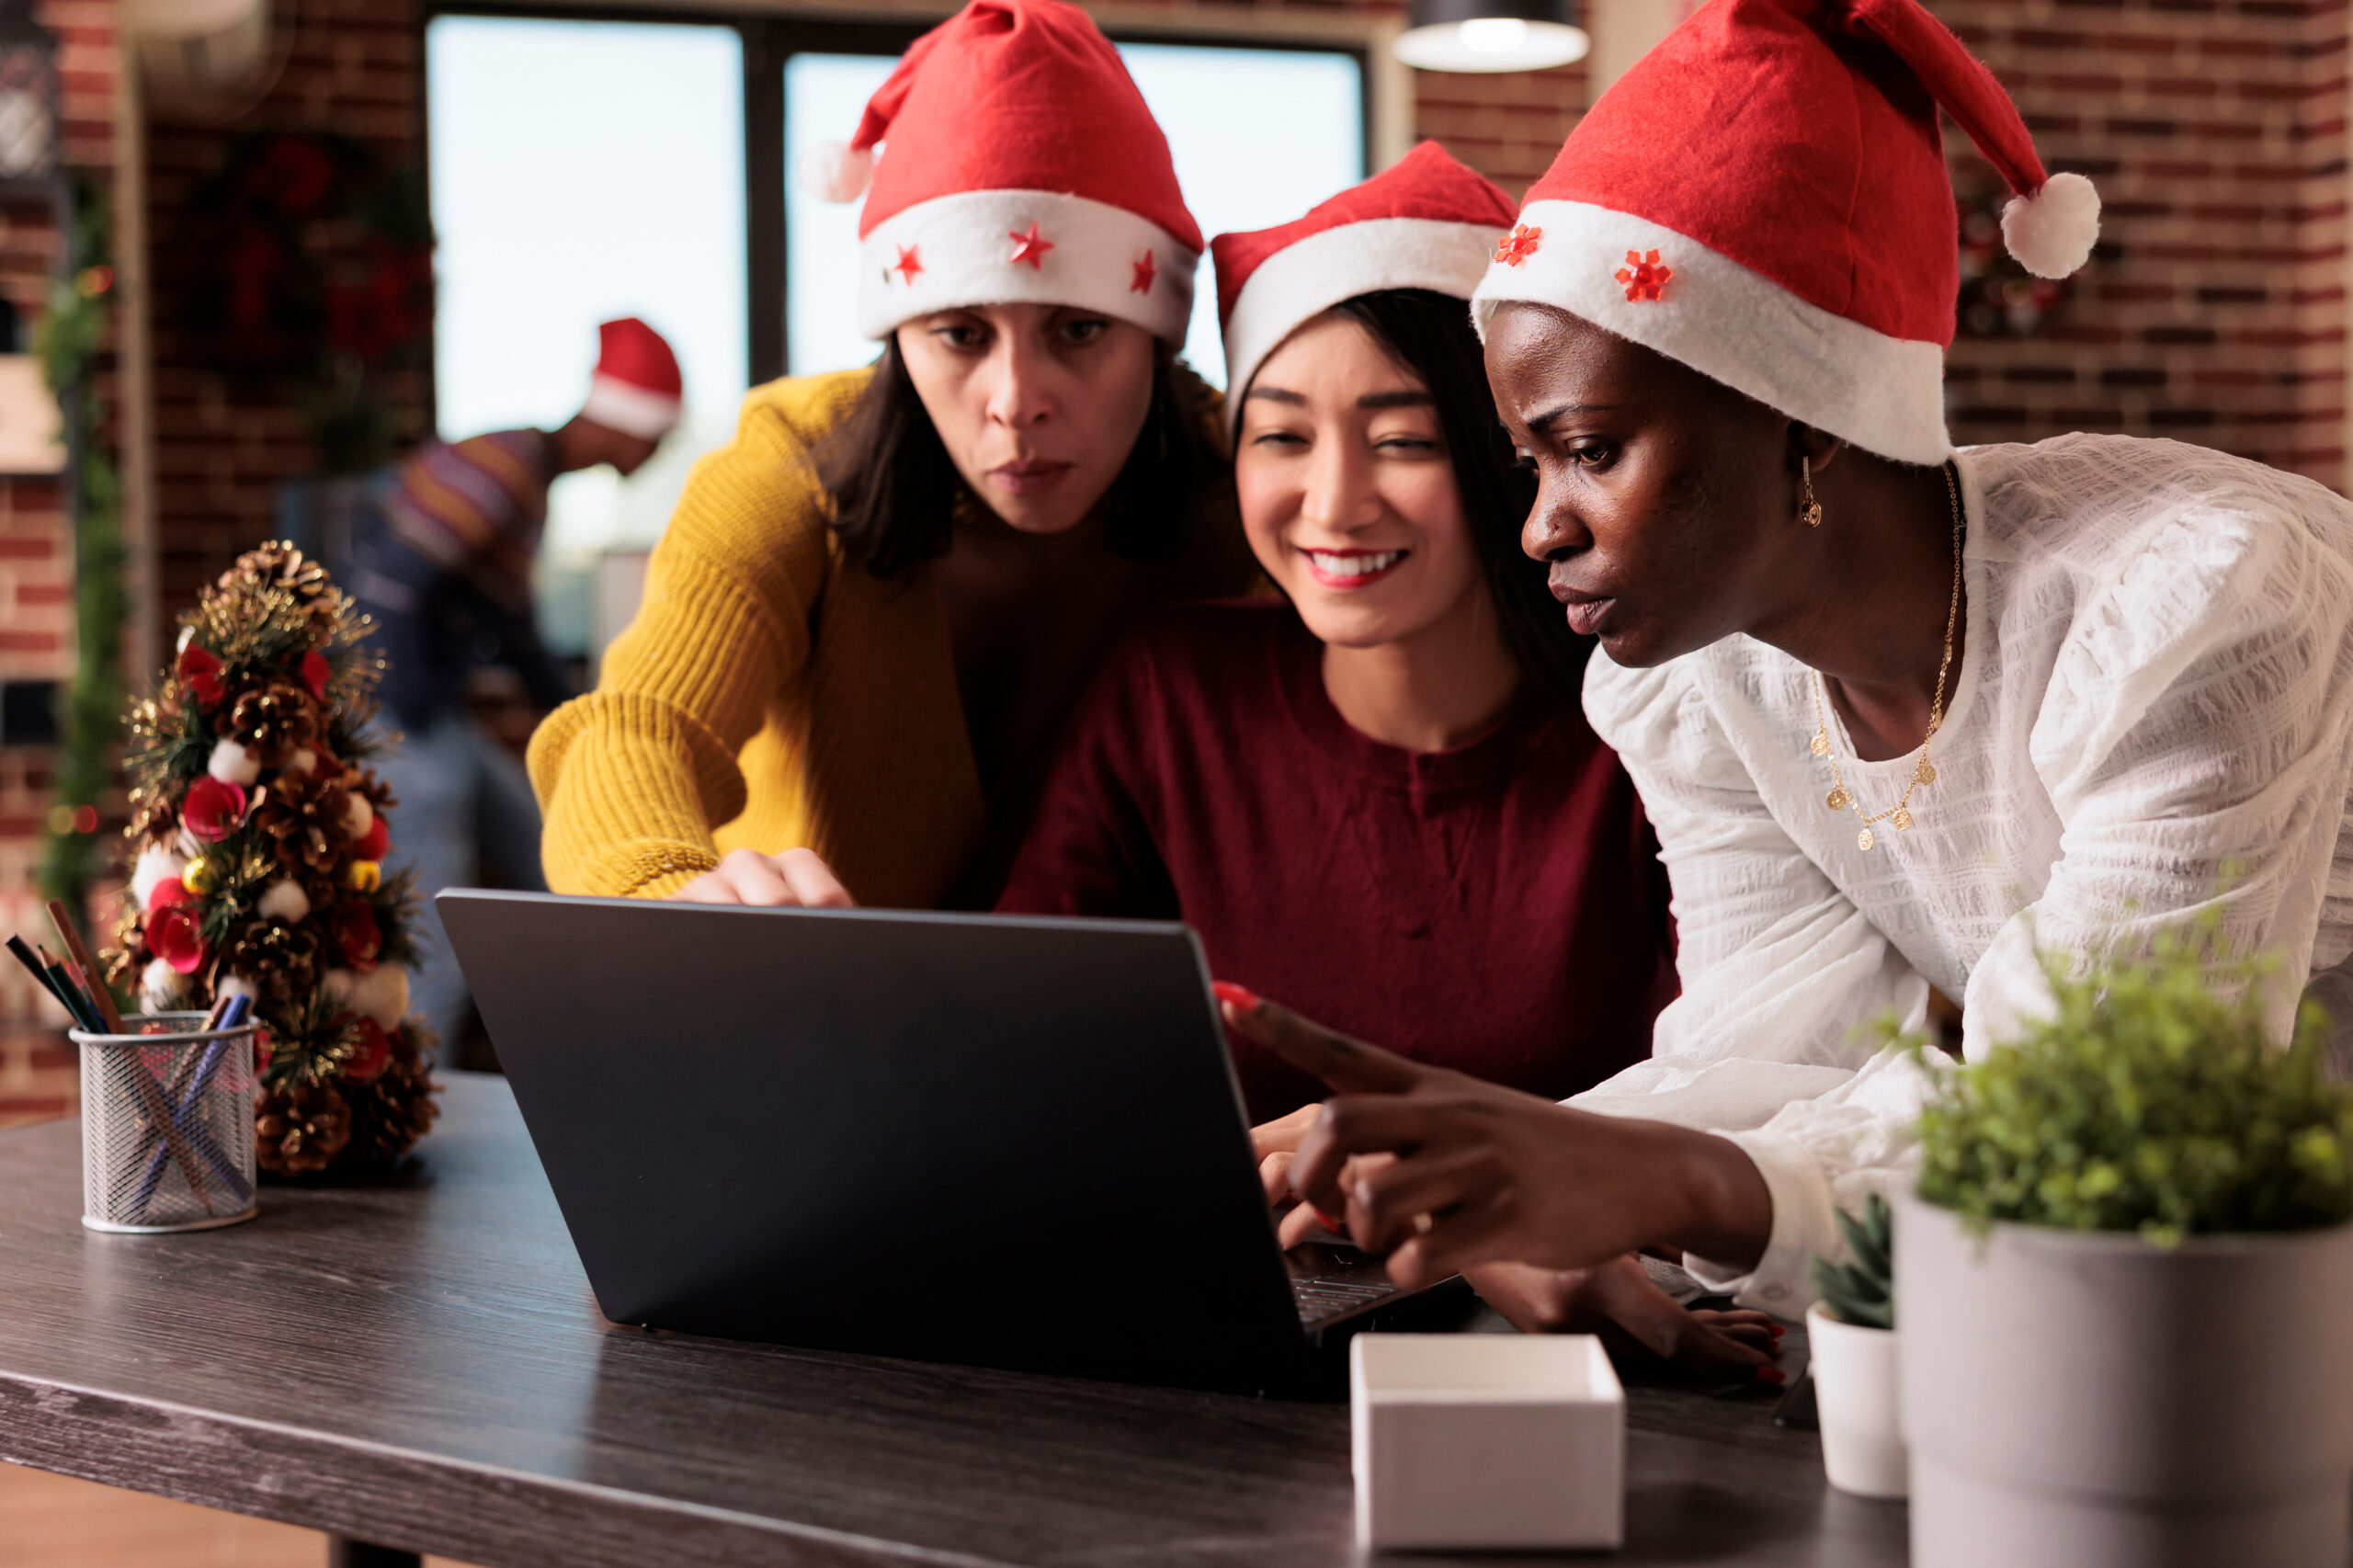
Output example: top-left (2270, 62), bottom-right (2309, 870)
top-left (1807, 1195), bottom-right (1904, 1498)
top-left (1897, 926), bottom-right (2353, 1568)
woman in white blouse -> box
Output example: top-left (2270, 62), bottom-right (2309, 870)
top-left (1229, 0), bottom-right (2353, 1312)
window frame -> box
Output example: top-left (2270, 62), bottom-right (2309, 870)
top-left (424, 3), bottom-right (1376, 382)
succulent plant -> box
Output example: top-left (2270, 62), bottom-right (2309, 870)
top-left (1811, 1192), bottom-right (1894, 1329)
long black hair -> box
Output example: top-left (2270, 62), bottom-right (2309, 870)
top-left (813, 335), bottom-right (1225, 581)
top-left (1325, 288), bottom-right (1590, 708)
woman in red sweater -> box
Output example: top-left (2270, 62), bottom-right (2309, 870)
top-left (999, 144), bottom-right (1676, 1123)
top-left (995, 150), bottom-right (1774, 1373)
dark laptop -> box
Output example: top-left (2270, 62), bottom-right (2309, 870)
top-left (438, 890), bottom-right (1457, 1394)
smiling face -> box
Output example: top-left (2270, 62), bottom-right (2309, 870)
top-left (894, 302), bottom-right (1160, 535)
top-left (1483, 301), bottom-right (1798, 668)
top-left (1235, 312), bottom-right (1486, 652)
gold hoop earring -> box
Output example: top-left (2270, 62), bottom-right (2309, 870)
top-left (1799, 453), bottom-right (1824, 528)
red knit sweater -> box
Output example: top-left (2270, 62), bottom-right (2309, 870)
top-left (997, 601), bottom-right (1677, 1123)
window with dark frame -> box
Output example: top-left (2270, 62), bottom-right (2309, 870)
top-left (424, 5), bottom-right (1368, 657)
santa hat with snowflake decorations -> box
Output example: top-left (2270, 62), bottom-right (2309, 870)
top-left (1471, 0), bottom-right (2098, 466)
top-left (1211, 142), bottom-right (1517, 436)
top-left (799, 0), bottom-right (1200, 344)
top-left (579, 317), bottom-right (684, 440)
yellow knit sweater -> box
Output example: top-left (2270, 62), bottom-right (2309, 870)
top-left (529, 365), bottom-right (1244, 905)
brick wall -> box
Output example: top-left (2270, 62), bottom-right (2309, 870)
top-left (0, 0), bottom-right (118, 1129)
top-left (1937, 0), bottom-right (2350, 486)
top-left (146, 0), bottom-right (431, 620)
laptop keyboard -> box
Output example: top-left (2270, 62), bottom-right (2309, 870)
top-left (1292, 1275), bottom-right (1400, 1324)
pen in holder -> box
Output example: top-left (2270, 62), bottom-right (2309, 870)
top-left (72, 1010), bottom-right (260, 1233)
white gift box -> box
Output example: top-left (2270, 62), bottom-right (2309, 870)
top-left (1351, 1333), bottom-right (1625, 1551)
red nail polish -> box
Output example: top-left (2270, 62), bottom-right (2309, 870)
top-left (1769, 1324), bottom-right (1786, 1339)
top-left (1755, 1363), bottom-right (1786, 1386)
top-left (1212, 981), bottom-right (1260, 1012)
top-left (1314, 1208), bottom-right (1347, 1233)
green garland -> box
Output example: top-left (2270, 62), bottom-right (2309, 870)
top-left (37, 177), bottom-right (123, 912)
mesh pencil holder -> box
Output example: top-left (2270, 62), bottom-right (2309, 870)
top-left (72, 1011), bottom-right (260, 1233)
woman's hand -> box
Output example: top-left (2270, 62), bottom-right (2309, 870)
top-left (1216, 986), bottom-right (1774, 1290)
top-left (673, 847), bottom-right (857, 907)
top-left (1465, 1257), bottom-right (1784, 1383)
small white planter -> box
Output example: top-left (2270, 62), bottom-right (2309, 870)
top-left (1351, 1333), bottom-right (1623, 1551)
top-left (1805, 1301), bottom-right (1906, 1498)
top-left (1897, 1193), bottom-right (2353, 1568)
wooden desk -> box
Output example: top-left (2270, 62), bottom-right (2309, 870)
top-left (0, 1074), bottom-right (1905, 1566)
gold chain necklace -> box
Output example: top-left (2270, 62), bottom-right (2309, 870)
top-left (1809, 462), bottom-right (1963, 852)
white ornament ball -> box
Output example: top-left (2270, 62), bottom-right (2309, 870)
top-left (207, 738), bottom-right (261, 786)
top-left (131, 844), bottom-right (188, 909)
top-left (797, 139), bottom-right (875, 203)
top-left (348, 965), bottom-right (409, 1031)
top-left (175, 624), bottom-right (194, 655)
top-left (342, 791), bottom-right (374, 838)
top-left (256, 879), bottom-right (312, 924)
top-left (2002, 171), bottom-right (2101, 280)
top-left (324, 968), bottom-right (357, 1008)
top-left (284, 747), bottom-right (318, 776)
top-left (140, 958), bottom-right (186, 1014)
top-left (217, 973), bottom-right (259, 1003)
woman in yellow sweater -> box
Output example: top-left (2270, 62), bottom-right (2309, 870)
top-left (529, 0), bottom-right (1254, 907)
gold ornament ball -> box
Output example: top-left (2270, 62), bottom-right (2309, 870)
top-left (183, 856), bottom-right (218, 895)
top-left (346, 859), bottom-right (381, 892)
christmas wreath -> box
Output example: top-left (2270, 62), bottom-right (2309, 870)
top-left (105, 542), bottom-right (437, 1176)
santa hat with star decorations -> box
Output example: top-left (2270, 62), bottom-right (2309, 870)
top-left (1471, 0), bottom-right (2099, 466)
top-left (798, 0), bottom-right (1200, 345)
top-left (578, 317), bottom-right (684, 440)
top-left (1211, 142), bottom-right (1518, 437)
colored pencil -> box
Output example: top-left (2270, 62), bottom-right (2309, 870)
top-left (35, 946), bottom-right (102, 1033)
top-left (45, 898), bottom-right (123, 1033)
top-left (6, 935), bottom-right (65, 1009)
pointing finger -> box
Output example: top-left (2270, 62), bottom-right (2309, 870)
top-left (1213, 985), bottom-right (1425, 1096)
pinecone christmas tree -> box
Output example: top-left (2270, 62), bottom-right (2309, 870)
top-left (106, 541), bottom-right (438, 1176)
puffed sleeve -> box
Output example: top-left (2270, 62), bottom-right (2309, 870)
top-left (528, 383), bottom-right (843, 898)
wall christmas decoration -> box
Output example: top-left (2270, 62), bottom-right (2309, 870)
top-left (105, 542), bottom-right (437, 1176)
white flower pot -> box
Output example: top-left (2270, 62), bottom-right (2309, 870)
top-left (1896, 1193), bottom-right (2353, 1568)
top-left (1805, 1301), bottom-right (1906, 1498)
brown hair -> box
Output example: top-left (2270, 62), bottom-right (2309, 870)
top-left (813, 338), bottom-right (1225, 581)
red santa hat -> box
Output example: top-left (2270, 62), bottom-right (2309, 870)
top-left (579, 317), bottom-right (683, 440)
top-left (1211, 142), bottom-right (1517, 436)
top-left (1471, 0), bottom-right (2099, 466)
top-left (799, 0), bottom-right (1200, 345)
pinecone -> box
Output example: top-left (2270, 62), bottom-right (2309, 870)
top-left (252, 764), bottom-right (347, 873)
top-left (224, 917), bottom-right (322, 1006)
top-left (343, 1032), bottom-right (439, 1165)
top-left (227, 678), bottom-right (323, 767)
top-left (255, 1080), bottom-right (352, 1175)
top-left (226, 541), bottom-right (337, 624)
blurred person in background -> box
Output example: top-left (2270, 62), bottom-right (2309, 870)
top-left (353, 316), bottom-right (683, 1059)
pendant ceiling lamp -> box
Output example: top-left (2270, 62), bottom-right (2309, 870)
top-left (1394, 0), bottom-right (1588, 73)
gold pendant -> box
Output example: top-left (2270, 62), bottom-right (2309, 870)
top-left (1810, 732), bottom-right (1830, 757)
top-left (1858, 827), bottom-right (1876, 851)
top-left (1825, 787), bottom-right (1849, 812)
top-left (1891, 807), bottom-right (1914, 832)
top-left (1915, 758), bottom-right (1937, 787)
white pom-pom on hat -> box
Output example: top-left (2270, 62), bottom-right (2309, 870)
top-left (798, 140), bottom-right (875, 204)
top-left (2002, 170), bottom-right (2100, 280)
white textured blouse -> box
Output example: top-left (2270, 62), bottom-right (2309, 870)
top-left (1574, 434), bottom-right (2353, 1311)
